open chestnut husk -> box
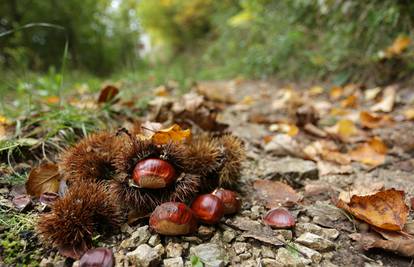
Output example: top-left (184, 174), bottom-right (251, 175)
top-left (149, 202), bottom-right (198, 235)
top-left (132, 158), bottom-right (177, 189)
top-left (212, 188), bottom-right (241, 215)
top-left (190, 194), bottom-right (224, 224)
top-left (263, 208), bottom-right (295, 229)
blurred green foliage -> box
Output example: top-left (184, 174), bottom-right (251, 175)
top-left (0, 0), bottom-right (141, 75)
top-left (138, 0), bottom-right (414, 83)
top-left (1, 0), bottom-right (414, 83)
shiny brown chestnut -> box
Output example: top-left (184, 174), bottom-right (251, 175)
top-left (79, 247), bottom-right (114, 267)
top-left (149, 202), bottom-right (198, 235)
top-left (190, 194), bottom-right (224, 224)
top-left (263, 208), bottom-right (296, 229)
top-left (212, 188), bottom-right (241, 215)
top-left (132, 158), bottom-right (177, 189)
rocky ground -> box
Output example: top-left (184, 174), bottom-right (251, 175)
top-left (1, 79), bottom-right (414, 266)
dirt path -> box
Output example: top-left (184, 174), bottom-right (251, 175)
top-left (1, 79), bottom-right (414, 266)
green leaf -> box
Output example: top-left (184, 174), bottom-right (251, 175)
top-left (190, 255), bottom-right (204, 267)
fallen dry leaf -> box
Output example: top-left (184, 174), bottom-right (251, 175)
top-left (348, 137), bottom-right (387, 167)
top-left (385, 36), bottom-right (411, 57)
top-left (97, 85), bottom-right (119, 103)
top-left (269, 123), bottom-right (299, 137)
top-left (350, 231), bottom-right (414, 258)
top-left (338, 182), bottom-right (384, 203)
top-left (370, 85), bottom-right (397, 113)
top-left (325, 119), bottom-right (360, 142)
top-left (359, 111), bottom-right (393, 129)
top-left (308, 85), bottom-right (324, 96)
top-left (253, 180), bottom-right (302, 208)
top-left (341, 95), bottom-right (357, 108)
top-left (337, 188), bottom-right (409, 231)
top-left (403, 108), bottom-right (414, 120)
top-left (26, 163), bottom-right (60, 197)
top-left (330, 86), bottom-right (343, 100)
top-left (316, 161), bottom-right (352, 176)
top-left (364, 87), bottom-right (381, 101)
top-left (153, 85), bottom-right (170, 96)
top-left (152, 124), bottom-right (191, 145)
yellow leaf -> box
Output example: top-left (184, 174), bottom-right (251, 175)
top-left (154, 85), bottom-right (169, 97)
top-left (386, 36), bottom-right (411, 56)
top-left (269, 123), bottom-right (299, 137)
top-left (308, 86), bottom-right (324, 96)
top-left (330, 86), bottom-right (343, 100)
top-left (152, 124), bottom-right (191, 144)
top-left (45, 96), bottom-right (60, 104)
top-left (228, 10), bottom-right (254, 27)
top-left (403, 108), bottom-right (414, 120)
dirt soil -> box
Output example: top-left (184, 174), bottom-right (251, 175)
top-left (1, 79), bottom-right (414, 267)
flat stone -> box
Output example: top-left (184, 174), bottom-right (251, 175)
top-left (120, 223), bottom-right (134, 234)
top-left (148, 234), bottom-right (161, 246)
top-left (120, 225), bottom-right (151, 249)
top-left (250, 205), bottom-right (263, 220)
top-left (259, 157), bottom-right (318, 182)
top-left (163, 257), bottom-right (184, 267)
top-left (198, 225), bottom-right (215, 239)
top-left (239, 253), bottom-right (251, 260)
top-left (166, 242), bottom-right (183, 258)
top-left (295, 223), bottom-right (339, 240)
top-left (261, 258), bottom-right (282, 267)
top-left (296, 233), bottom-right (335, 252)
top-left (275, 248), bottom-right (305, 267)
top-left (293, 243), bottom-right (322, 263)
top-left (261, 246), bottom-right (276, 259)
top-left (190, 243), bottom-right (227, 267)
top-left (240, 259), bottom-right (257, 267)
top-left (233, 242), bottom-right (249, 254)
top-left (222, 229), bottom-right (236, 243)
top-left (126, 244), bottom-right (164, 267)
top-left (305, 201), bottom-right (345, 228)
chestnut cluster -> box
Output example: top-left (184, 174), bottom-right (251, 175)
top-left (149, 189), bottom-right (241, 235)
top-left (37, 130), bottom-right (244, 257)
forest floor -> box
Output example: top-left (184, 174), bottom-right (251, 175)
top-left (1, 79), bottom-right (414, 266)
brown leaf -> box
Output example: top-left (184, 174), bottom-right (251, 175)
top-left (97, 85), bottom-right (119, 104)
top-left (337, 188), bottom-right (409, 231)
top-left (350, 231), bottom-right (414, 258)
top-left (348, 137), bottom-right (387, 167)
top-left (359, 111), bottom-right (393, 129)
top-left (26, 163), bottom-right (60, 197)
top-left (340, 95), bottom-right (357, 108)
top-left (253, 180), bottom-right (302, 208)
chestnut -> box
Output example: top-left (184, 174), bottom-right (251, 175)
top-left (212, 188), bottom-right (241, 215)
top-left (190, 194), bottom-right (224, 224)
top-left (263, 208), bottom-right (295, 229)
top-left (149, 202), bottom-right (198, 235)
top-left (132, 158), bottom-right (177, 189)
top-left (79, 247), bottom-right (114, 267)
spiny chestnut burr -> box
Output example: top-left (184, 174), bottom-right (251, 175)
top-left (149, 202), bottom-right (198, 235)
top-left (212, 188), bottom-right (241, 215)
top-left (263, 208), bottom-right (296, 229)
top-left (132, 158), bottom-right (177, 189)
top-left (79, 248), bottom-right (114, 267)
top-left (190, 194), bottom-right (224, 224)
